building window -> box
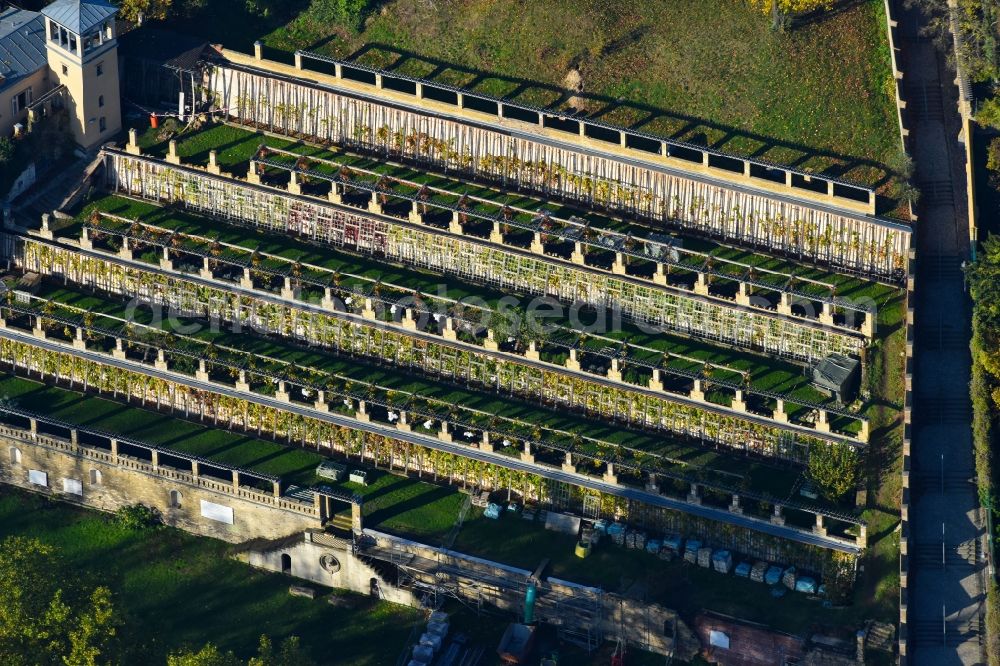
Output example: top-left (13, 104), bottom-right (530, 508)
top-left (89, 469), bottom-right (102, 485)
top-left (98, 95), bottom-right (104, 108)
top-left (99, 117), bottom-right (106, 132)
top-left (8, 447), bottom-right (21, 464)
top-left (96, 62), bottom-right (103, 77)
top-left (11, 88), bottom-right (32, 116)
top-left (49, 21), bottom-right (58, 42)
top-left (62, 64), bottom-right (68, 76)
top-left (169, 490), bottom-right (182, 508)
top-left (69, 33), bottom-right (77, 53)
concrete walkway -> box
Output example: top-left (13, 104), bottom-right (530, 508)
top-left (900, 7), bottom-right (986, 665)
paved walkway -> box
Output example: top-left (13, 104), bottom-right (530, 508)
top-left (900, 7), bottom-right (987, 665)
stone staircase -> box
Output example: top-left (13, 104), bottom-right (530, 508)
top-left (12, 150), bottom-right (101, 227)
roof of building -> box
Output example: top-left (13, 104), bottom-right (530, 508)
top-left (0, 8), bottom-right (47, 92)
top-left (812, 353), bottom-right (860, 393)
top-left (42, 0), bottom-right (117, 35)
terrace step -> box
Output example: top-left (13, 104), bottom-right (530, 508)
top-left (906, 82), bottom-right (945, 121)
top-left (916, 179), bottom-right (954, 208)
top-left (910, 470), bottom-right (975, 493)
top-left (918, 254), bottom-right (964, 279)
top-left (909, 617), bottom-right (982, 647)
top-left (911, 540), bottom-right (980, 568)
top-left (911, 398), bottom-right (972, 423)
top-left (913, 324), bottom-right (968, 350)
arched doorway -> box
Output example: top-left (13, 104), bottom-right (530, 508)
top-left (281, 553), bottom-right (292, 575)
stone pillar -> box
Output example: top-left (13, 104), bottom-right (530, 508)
top-left (732, 389), bottom-right (747, 412)
top-left (350, 296), bottom-right (372, 319)
top-left (110, 438), bottom-right (119, 461)
top-left (160, 246), bottom-right (173, 270)
top-left (815, 409), bottom-right (831, 433)
top-left (813, 513), bottom-right (827, 536)
top-left (561, 452), bottom-right (576, 473)
top-left (443, 317), bottom-right (458, 341)
top-left (207, 150), bottom-right (221, 175)
top-left (603, 462), bottom-right (617, 485)
top-left (154, 349), bottom-right (168, 371)
top-left (438, 421), bottom-right (452, 442)
top-left (113, 337), bottom-right (126, 360)
top-left (70, 428), bottom-right (78, 446)
top-left (408, 201), bottom-right (423, 225)
top-left (690, 379), bottom-right (705, 401)
top-left (858, 419), bottom-right (870, 443)
top-left (247, 161), bottom-right (261, 185)
top-left (861, 312), bottom-right (875, 338)
top-left (240, 267), bottom-right (254, 289)
top-left (478, 431), bottom-right (492, 452)
top-left (253, 40), bottom-right (262, 59)
top-left (694, 272), bottom-right (710, 296)
top-left (150, 449), bottom-right (160, 468)
top-left (530, 232), bottom-right (545, 255)
top-left (368, 192), bottom-right (383, 215)
top-left (489, 221), bottom-right (504, 244)
top-left (80, 226), bottom-right (92, 249)
top-left (125, 128), bottom-right (141, 155)
top-left (200, 257), bottom-right (214, 280)
top-left (736, 281), bottom-right (752, 307)
top-left (190, 460), bottom-right (199, 477)
top-left (607, 358), bottom-right (623, 382)
top-left (770, 504), bottom-right (785, 526)
top-left (314, 390), bottom-right (329, 412)
top-left (820, 301), bottom-right (835, 326)
top-left (322, 287), bottom-right (335, 310)
top-left (32, 316), bottom-right (45, 339)
top-left (119, 237), bottom-right (133, 260)
top-left (166, 139), bottom-right (181, 165)
top-left (571, 242), bottom-right (586, 265)
top-left (646, 473), bottom-right (659, 493)
top-left (566, 348), bottom-right (581, 371)
top-left (236, 370), bottom-right (251, 392)
top-left (72, 327), bottom-right (86, 350)
top-left (29, 418), bottom-right (37, 435)
top-left (648, 368), bottom-right (664, 391)
top-left (275, 380), bottom-right (290, 402)
top-left (232, 469), bottom-right (241, 490)
top-left (653, 262), bottom-right (668, 286)
top-left (525, 340), bottom-right (540, 361)
top-left (688, 483), bottom-right (701, 505)
top-left (351, 501), bottom-right (363, 534)
top-left (729, 494), bottom-right (742, 514)
top-left (328, 182), bottom-right (342, 204)
top-left (281, 276), bottom-right (296, 300)
top-left (449, 211), bottom-right (463, 235)
top-left (294, 51), bottom-right (303, 70)
top-left (40, 213), bottom-right (53, 239)
top-left (287, 171), bottom-right (302, 195)
top-left (773, 398), bottom-right (788, 423)
top-left (396, 410), bottom-right (410, 432)
top-left (778, 292), bottom-right (793, 316)
top-left (520, 441), bottom-right (534, 464)
top-left (273, 479), bottom-right (281, 498)
top-left (402, 308), bottom-right (418, 330)
top-left (858, 523), bottom-right (868, 548)
top-left (484, 329), bottom-right (499, 351)
top-left (355, 400), bottom-right (369, 422)
top-left (611, 252), bottom-right (627, 275)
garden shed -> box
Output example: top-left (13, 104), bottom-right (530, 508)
top-left (810, 353), bottom-right (860, 403)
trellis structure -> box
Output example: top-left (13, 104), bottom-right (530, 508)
top-left (103, 150), bottom-right (866, 364)
top-left (204, 57), bottom-right (911, 278)
top-left (0, 333), bottom-right (867, 554)
top-left (7, 255), bottom-right (865, 467)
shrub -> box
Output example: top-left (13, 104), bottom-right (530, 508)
top-left (807, 442), bottom-right (858, 502)
top-left (0, 137), bottom-right (14, 165)
top-left (114, 503), bottom-right (162, 530)
top-left (979, 97), bottom-right (1000, 130)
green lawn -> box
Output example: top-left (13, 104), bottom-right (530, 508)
top-left (0, 486), bottom-right (422, 665)
top-left (163, 0), bottom-right (899, 184)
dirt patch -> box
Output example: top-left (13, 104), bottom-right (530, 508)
top-left (563, 67), bottom-right (589, 112)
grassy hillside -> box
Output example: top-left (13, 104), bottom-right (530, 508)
top-left (168, 0), bottom-right (899, 183)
